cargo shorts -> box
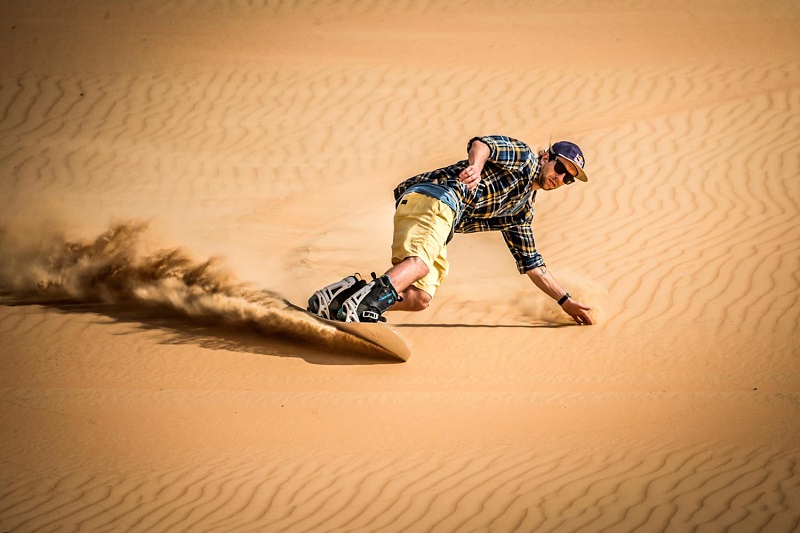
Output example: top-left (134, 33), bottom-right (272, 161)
top-left (391, 192), bottom-right (456, 297)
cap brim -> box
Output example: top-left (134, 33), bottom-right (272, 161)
top-left (555, 155), bottom-right (588, 182)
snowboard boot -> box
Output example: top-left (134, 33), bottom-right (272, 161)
top-left (336, 273), bottom-right (401, 323)
top-left (307, 273), bottom-right (367, 320)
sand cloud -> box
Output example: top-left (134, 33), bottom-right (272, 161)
top-left (0, 219), bottom-right (339, 344)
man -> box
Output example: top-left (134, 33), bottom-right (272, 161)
top-left (308, 135), bottom-right (594, 325)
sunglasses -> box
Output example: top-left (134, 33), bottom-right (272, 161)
top-left (551, 155), bottom-right (577, 185)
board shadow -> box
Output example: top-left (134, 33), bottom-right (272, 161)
top-left (0, 295), bottom-right (403, 366)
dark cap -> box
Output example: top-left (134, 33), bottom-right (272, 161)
top-left (552, 141), bottom-right (588, 182)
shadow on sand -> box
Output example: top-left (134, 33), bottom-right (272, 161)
top-left (0, 295), bottom-right (403, 366)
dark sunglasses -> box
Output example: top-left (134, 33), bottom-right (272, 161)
top-left (551, 155), bottom-right (577, 185)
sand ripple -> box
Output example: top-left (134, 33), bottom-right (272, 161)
top-left (1, 443), bottom-right (798, 532)
top-left (2, 1), bottom-right (798, 531)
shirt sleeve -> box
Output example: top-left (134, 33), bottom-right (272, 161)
top-left (501, 224), bottom-right (546, 273)
top-left (468, 135), bottom-right (534, 173)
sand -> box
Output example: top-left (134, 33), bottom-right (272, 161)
top-left (1, 0), bottom-right (799, 531)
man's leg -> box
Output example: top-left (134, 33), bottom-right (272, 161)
top-left (337, 193), bottom-right (452, 322)
top-left (384, 256), bottom-right (429, 292)
top-left (392, 285), bottom-right (432, 312)
top-left (384, 257), bottom-right (432, 312)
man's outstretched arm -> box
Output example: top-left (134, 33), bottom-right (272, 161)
top-left (526, 266), bottom-right (593, 325)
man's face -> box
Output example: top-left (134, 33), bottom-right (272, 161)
top-left (538, 154), bottom-right (578, 191)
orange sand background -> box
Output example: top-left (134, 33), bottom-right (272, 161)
top-left (1, 1), bottom-right (799, 531)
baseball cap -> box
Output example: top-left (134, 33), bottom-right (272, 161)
top-left (551, 141), bottom-right (588, 182)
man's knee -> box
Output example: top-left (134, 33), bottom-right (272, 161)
top-left (403, 286), bottom-right (432, 311)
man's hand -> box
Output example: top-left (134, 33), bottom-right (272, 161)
top-left (458, 139), bottom-right (490, 191)
top-left (458, 164), bottom-right (482, 190)
top-left (562, 298), bottom-right (593, 325)
top-left (526, 267), bottom-right (594, 326)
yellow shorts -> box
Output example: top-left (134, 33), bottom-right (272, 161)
top-left (391, 192), bottom-right (455, 297)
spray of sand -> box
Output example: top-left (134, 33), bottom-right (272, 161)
top-left (0, 219), bottom-right (354, 349)
top-left (515, 268), bottom-right (608, 326)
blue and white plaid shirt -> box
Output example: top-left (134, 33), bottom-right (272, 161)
top-left (394, 135), bottom-right (545, 273)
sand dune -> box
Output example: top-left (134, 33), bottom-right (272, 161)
top-left (2, 440), bottom-right (798, 531)
top-left (2, 0), bottom-right (799, 531)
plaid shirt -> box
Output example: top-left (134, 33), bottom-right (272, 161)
top-left (393, 135), bottom-right (545, 273)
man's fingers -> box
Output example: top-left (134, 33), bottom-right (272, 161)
top-left (567, 306), bottom-right (593, 325)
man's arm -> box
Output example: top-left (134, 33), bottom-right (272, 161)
top-left (499, 227), bottom-right (592, 325)
top-left (458, 139), bottom-right (490, 190)
top-left (526, 266), bottom-right (593, 325)
top-left (466, 136), bottom-right (533, 172)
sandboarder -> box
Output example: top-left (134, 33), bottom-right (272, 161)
top-left (308, 135), bottom-right (594, 326)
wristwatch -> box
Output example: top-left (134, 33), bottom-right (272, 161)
top-left (557, 293), bottom-right (570, 306)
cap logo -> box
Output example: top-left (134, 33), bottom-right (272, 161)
top-left (574, 154), bottom-right (584, 168)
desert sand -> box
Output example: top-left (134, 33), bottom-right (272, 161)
top-left (1, 0), bottom-right (799, 531)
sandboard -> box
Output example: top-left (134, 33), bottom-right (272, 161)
top-left (284, 300), bottom-right (410, 361)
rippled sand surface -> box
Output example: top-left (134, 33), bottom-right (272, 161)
top-left (2, 1), bottom-right (799, 531)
